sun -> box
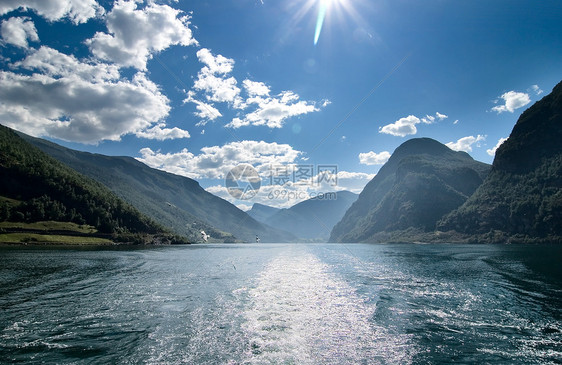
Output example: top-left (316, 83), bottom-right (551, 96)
top-left (313, 0), bottom-right (360, 45)
top-left (284, 0), bottom-right (364, 46)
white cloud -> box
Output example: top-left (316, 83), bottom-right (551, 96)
top-left (446, 135), bottom-right (486, 152)
top-left (86, 1), bottom-right (197, 70)
top-left (491, 91), bottom-right (531, 113)
top-left (135, 123), bottom-right (190, 140)
top-left (379, 112), bottom-right (448, 137)
top-left (1, 16), bottom-right (38, 48)
top-left (243, 79), bottom-right (270, 96)
top-left (226, 90), bottom-right (319, 129)
top-left (205, 169), bottom-right (373, 209)
top-left (137, 140), bottom-right (302, 180)
top-left (190, 48), bottom-right (324, 129)
top-left (192, 48), bottom-right (244, 108)
top-left (197, 48), bottom-right (235, 74)
top-left (334, 171), bottom-right (375, 193)
top-left (0, 0), bottom-right (104, 24)
top-left (486, 137), bottom-right (508, 156)
top-left (15, 46), bottom-right (120, 81)
top-left (184, 91), bottom-right (222, 125)
top-left (379, 115), bottom-right (420, 137)
top-left (358, 150), bottom-right (391, 165)
top-left (530, 84), bottom-right (543, 95)
top-left (420, 115), bottom-right (435, 124)
top-left (0, 47), bottom-right (179, 144)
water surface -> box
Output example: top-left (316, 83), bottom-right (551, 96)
top-left (1, 243), bottom-right (561, 364)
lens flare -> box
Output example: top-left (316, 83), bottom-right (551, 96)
top-left (314, 0), bottom-right (328, 45)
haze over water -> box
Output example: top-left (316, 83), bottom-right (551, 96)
top-left (1, 243), bottom-right (561, 364)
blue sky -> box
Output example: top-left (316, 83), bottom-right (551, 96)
top-left (1, 0), bottom-right (561, 209)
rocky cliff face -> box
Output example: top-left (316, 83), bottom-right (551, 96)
top-left (438, 81), bottom-right (562, 243)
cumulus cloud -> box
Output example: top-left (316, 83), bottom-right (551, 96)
top-left (226, 90), bottom-right (319, 129)
top-left (137, 140), bottom-right (302, 180)
top-left (0, 0), bottom-right (104, 24)
top-left (379, 115), bottom-right (420, 137)
top-left (334, 171), bottom-right (374, 192)
top-left (379, 112), bottom-right (447, 137)
top-left (0, 47), bottom-right (189, 144)
top-left (1, 16), bottom-right (38, 48)
top-left (135, 123), bottom-right (190, 140)
top-left (243, 79), bottom-right (271, 96)
top-left (189, 48), bottom-right (324, 129)
top-left (87, 1), bottom-right (197, 70)
top-left (192, 48), bottom-right (244, 108)
top-left (15, 46), bottom-right (120, 81)
top-left (486, 137), bottom-right (508, 156)
top-left (446, 135), bottom-right (486, 152)
top-left (491, 91), bottom-right (531, 114)
top-left (184, 91), bottom-right (222, 126)
top-left (139, 140), bottom-right (374, 209)
top-left (358, 150), bottom-right (391, 165)
top-left (204, 169), bottom-right (374, 209)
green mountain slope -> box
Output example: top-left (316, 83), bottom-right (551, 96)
top-left (330, 138), bottom-right (491, 242)
top-left (0, 125), bottom-right (185, 244)
top-left (263, 191), bottom-right (358, 240)
top-left (21, 133), bottom-right (294, 243)
top-left (438, 81), bottom-right (562, 243)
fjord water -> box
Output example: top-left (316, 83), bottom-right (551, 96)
top-left (1, 244), bottom-right (561, 364)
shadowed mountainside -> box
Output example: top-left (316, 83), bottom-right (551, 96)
top-left (330, 138), bottom-right (490, 242)
top-left (438, 81), bottom-right (562, 243)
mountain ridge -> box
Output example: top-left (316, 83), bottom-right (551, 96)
top-left (0, 125), bottom-right (187, 245)
top-left (20, 133), bottom-right (295, 243)
top-left (259, 191), bottom-right (358, 240)
top-left (330, 138), bottom-right (491, 242)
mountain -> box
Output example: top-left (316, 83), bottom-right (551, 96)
top-left (438, 81), bottom-right (562, 243)
top-left (20, 133), bottom-right (294, 243)
top-left (0, 125), bottom-right (186, 244)
top-left (247, 203), bottom-right (281, 223)
top-left (262, 191), bottom-right (358, 240)
top-left (330, 138), bottom-right (491, 243)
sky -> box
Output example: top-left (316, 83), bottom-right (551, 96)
top-left (1, 0), bottom-right (561, 210)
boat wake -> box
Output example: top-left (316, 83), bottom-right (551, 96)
top-left (240, 248), bottom-right (415, 364)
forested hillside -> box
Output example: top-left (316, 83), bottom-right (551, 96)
top-left (22, 133), bottom-right (294, 243)
top-left (438, 81), bottom-right (562, 243)
top-left (0, 125), bottom-right (187, 244)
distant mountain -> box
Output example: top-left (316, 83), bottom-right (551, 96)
top-left (0, 125), bottom-right (185, 244)
top-left (247, 203), bottom-right (281, 223)
top-left (263, 191), bottom-right (358, 240)
top-left (330, 138), bottom-right (491, 242)
top-left (438, 81), bottom-right (562, 243)
top-left (21, 133), bottom-right (295, 243)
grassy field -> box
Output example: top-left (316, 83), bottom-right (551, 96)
top-left (0, 221), bottom-right (114, 245)
top-left (0, 221), bottom-right (97, 233)
top-left (0, 233), bottom-right (114, 245)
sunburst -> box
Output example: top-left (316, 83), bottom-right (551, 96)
top-left (312, 0), bottom-right (362, 45)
